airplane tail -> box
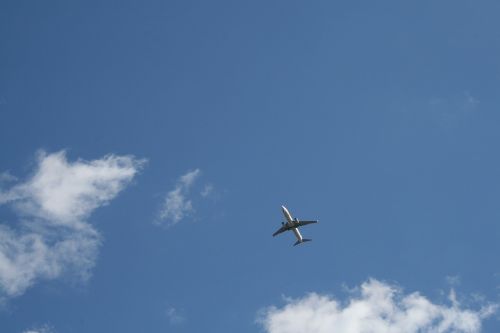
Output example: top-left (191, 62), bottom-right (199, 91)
top-left (293, 239), bottom-right (312, 246)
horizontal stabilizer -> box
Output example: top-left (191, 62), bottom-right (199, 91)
top-left (293, 239), bottom-right (312, 246)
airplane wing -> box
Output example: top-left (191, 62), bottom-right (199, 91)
top-left (272, 225), bottom-right (290, 237)
top-left (296, 220), bottom-right (318, 227)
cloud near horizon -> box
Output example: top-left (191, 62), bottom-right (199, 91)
top-left (0, 150), bottom-right (145, 300)
top-left (258, 279), bottom-right (497, 333)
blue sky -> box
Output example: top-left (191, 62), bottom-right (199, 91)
top-left (1, 1), bottom-right (500, 332)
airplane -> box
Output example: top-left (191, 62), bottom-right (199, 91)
top-left (272, 205), bottom-right (318, 246)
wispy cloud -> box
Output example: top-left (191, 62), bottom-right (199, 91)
top-left (22, 324), bottom-right (54, 333)
top-left (166, 305), bottom-right (186, 325)
top-left (257, 279), bottom-right (497, 333)
top-left (0, 171), bottom-right (17, 183)
top-left (446, 275), bottom-right (461, 286)
top-left (0, 150), bottom-right (145, 300)
top-left (464, 91), bottom-right (480, 110)
top-left (428, 91), bottom-right (480, 129)
top-left (156, 169), bottom-right (201, 227)
top-left (200, 184), bottom-right (214, 198)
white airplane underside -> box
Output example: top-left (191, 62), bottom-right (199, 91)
top-left (272, 206), bottom-right (318, 246)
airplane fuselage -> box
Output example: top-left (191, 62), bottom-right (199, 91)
top-left (281, 206), bottom-right (303, 242)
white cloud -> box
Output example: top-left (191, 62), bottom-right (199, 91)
top-left (0, 150), bottom-right (144, 299)
top-left (258, 279), bottom-right (497, 333)
top-left (179, 169), bottom-right (200, 188)
top-left (157, 169), bottom-right (200, 227)
top-left (0, 151), bottom-right (143, 228)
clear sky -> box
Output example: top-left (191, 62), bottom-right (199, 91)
top-left (1, 1), bottom-right (500, 332)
